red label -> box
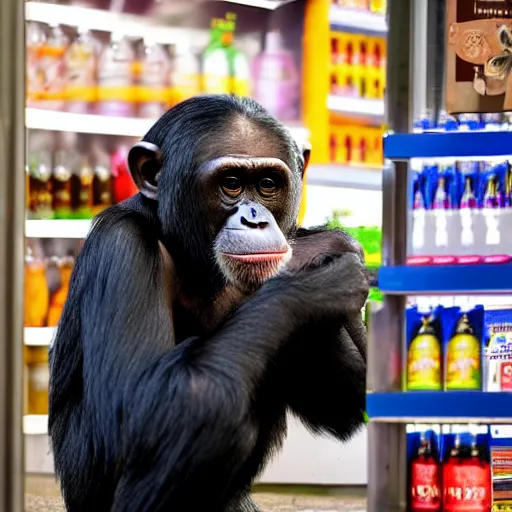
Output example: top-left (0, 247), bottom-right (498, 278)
top-left (410, 461), bottom-right (441, 511)
top-left (431, 255), bottom-right (458, 265)
top-left (501, 363), bottom-right (512, 391)
top-left (457, 255), bottom-right (482, 265)
top-left (482, 254), bottom-right (512, 264)
top-left (443, 462), bottom-right (491, 511)
top-left (407, 256), bottom-right (433, 266)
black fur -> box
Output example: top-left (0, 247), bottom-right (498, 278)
top-left (49, 95), bottom-right (368, 512)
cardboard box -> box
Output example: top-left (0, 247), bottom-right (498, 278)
top-left (446, 0), bottom-right (512, 113)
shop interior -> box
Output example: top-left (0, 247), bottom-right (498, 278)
top-left (13, 0), bottom-right (512, 510)
top-left (23, 0), bottom-right (383, 507)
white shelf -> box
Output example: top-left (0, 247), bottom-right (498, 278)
top-left (26, 109), bottom-right (310, 144)
top-left (329, 5), bottom-right (387, 35)
top-left (24, 415), bottom-right (48, 435)
top-left (307, 164), bottom-right (382, 191)
top-left (328, 95), bottom-right (385, 121)
top-left (222, 0), bottom-right (297, 9)
top-left (24, 327), bottom-right (55, 347)
top-left (26, 109), bottom-right (155, 138)
top-left (26, 219), bottom-right (92, 239)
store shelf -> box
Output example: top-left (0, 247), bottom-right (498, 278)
top-left (367, 392), bottom-right (512, 423)
top-left (26, 219), bottom-right (91, 239)
top-left (26, 109), bottom-right (155, 137)
top-left (25, 2), bottom-right (201, 45)
top-left (384, 131), bottom-right (512, 160)
top-left (223, 0), bottom-right (297, 9)
top-left (307, 164), bottom-right (382, 191)
top-left (24, 327), bottom-right (55, 347)
top-left (378, 264), bottom-right (512, 295)
top-left (329, 5), bottom-right (387, 35)
top-left (26, 109), bottom-right (310, 144)
top-left (24, 415), bottom-right (48, 435)
top-left (327, 95), bottom-right (385, 123)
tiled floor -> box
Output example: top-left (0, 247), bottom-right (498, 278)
top-left (25, 476), bottom-right (367, 511)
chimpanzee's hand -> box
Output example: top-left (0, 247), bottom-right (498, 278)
top-left (269, 250), bottom-right (369, 322)
top-left (287, 228), bottom-right (365, 273)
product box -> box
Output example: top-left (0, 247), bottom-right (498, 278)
top-left (446, 0), bottom-right (512, 114)
top-left (484, 308), bottom-right (512, 392)
top-left (490, 425), bottom-right (512, 512)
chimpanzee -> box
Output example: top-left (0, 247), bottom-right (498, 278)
top-left (48, 94), bottom-right (368, 512)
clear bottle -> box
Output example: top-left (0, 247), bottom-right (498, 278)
top-left (138, 39), bottom-right (171, 118)
top-left (64, 28), bottom-right (97, 114)
top-left (97, 33), bottom-right (136, 117)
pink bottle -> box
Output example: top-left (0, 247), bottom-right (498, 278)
top-left (251, 31), bottom-right (299, 122)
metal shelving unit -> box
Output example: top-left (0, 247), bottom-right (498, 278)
top-left (367, 3), bottom-right (512, 510)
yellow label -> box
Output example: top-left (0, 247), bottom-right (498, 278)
top-left (407, 334), bottom-right (442, 390)
top-left (445, 333), bottom-right (481, 390)
top-left (97, 86), bottom-right (137, 103)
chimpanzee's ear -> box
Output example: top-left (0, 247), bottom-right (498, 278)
top-left (302, 141), bottom-right (311, 178)
top-left (128, 141), bottom-right (163, 200)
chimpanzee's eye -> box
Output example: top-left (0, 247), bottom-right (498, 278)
top-left (222, 176), bottom-right (242, 197)
top-left (259, 177), bottom-right (276, 196)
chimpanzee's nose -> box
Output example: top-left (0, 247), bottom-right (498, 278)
top-left (240, 204), bottom-right (269, 229)
top-left (228, 203), bottom-right (270, 230)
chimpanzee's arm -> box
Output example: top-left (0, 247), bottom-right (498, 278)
top-left (49, 210), bottom-right (366, 512)
top-left (281, 227), bottom-right (368, 441)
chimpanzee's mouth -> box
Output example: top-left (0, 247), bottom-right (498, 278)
top-left (221, 251), bottom-right (289, 263)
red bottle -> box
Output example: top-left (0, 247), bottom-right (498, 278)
top-left (409, 432), bottom-right (442, 512)
top-left (111, 145), bottom-right (138, 204)
top-left (443, 435), bottom-right (491, 512)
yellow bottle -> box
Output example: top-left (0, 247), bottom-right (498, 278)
top-left (445, 314), bottom-right (481, 390)
top-left (407, 315), bottom-right (442, 391)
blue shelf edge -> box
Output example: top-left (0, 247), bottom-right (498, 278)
top-left (383, 131), bottom-right (512, 159)
top-left (367, 392), bottom-right (512, 422)
top-left (378, 264), bottom-right (512, 295)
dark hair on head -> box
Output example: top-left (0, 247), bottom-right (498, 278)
top-left (142, 95), bottom-right (304, 286)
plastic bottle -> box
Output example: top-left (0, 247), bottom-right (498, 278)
top-left (90, 138), bottom-right (113, 215)
top-left (37, 24), bottom-right (68, 110)
top-left (26, 22), bottom-right (47, 108)
top-left (24, 245), bottom-right (49, 328)
top-left (169, 45), bottom-right (201, 107)
top-left (202, 18), bottom-right (231, 95)
top-left (64, 28), bottom-right (97, 114)
top-left (138, 40), bottom-right (171, 118)
top-left (97, 33), bottom-right (135, 117)
top-left (111, 145), bottom-right (138, 203)
top-left (251, 31), bottom-right (299, 121)
top-left (47, 256), bottom-right (74, 327)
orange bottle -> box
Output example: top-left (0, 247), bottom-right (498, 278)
top-left (47, 256), bottom-right (74, 327)
top-left (27, 346), bottom-right (49, 415)
top-left (24, 248), bottom-right (49, 328)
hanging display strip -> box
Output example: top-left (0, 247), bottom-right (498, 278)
top-left (367, 392), bottom-right (512, 423)
top-left (378, 265), bottom-right (512, 295)
top-left (383, 131), bottom-right (512, 160)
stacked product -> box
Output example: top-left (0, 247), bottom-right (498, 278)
top-left (410, 112), bottom-right (512, 266)
top-left (329, 33), bottom-right (386, 101)
top-left (27, 131), bottom-right (138, 220)
top-left (26, 12), bottom-right (301, 123)
top-left (405, 299), bottom-right (512, 394)
top-left (329, 124), bottom-right (383, 166)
